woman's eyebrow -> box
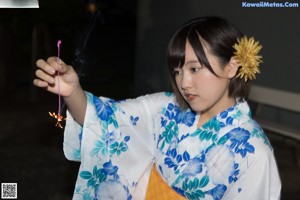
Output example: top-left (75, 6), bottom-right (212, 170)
top-left (184, 60), bottom-right (200, 65)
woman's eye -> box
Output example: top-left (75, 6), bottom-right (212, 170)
top-left (191, 67), bottom-right (201, 72)
top-left (173, 70), bottom-right (181, 76)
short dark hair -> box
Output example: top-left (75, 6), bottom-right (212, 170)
top-left (167, 16), bottom-right (250, 109)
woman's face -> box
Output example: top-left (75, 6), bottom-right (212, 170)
top-left (174, 41), bottom-right (235, 116)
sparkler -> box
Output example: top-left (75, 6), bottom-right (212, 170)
top-left (49, 40), bottom-right (66, 128)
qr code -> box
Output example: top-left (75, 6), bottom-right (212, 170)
top-left (1, 183), bottom-right (17, 199)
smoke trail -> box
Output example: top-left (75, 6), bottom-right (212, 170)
top-left (72, 9), bottom-right (103, 79)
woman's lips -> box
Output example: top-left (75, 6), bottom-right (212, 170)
top-left (185, 94), bottom-right (197, 101)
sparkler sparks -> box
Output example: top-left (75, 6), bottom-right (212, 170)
top-left (49, 112), bottom-right (66, 129)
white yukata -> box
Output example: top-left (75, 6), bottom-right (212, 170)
top-left (64, 92), bottom-right (281, 200)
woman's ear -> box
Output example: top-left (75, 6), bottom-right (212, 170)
top-left (226, 57), bottom-right (239, 78)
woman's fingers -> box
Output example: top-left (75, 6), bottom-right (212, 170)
top-left (33, 79), bottom-right (49, 88)
top-left (35, 58), bottom-right (58, 93)
top-left (35, 69), bottom-right (55, 84)
top-left (33, 78), bottom-right (58, 94)
top-left (36, 59), bottom-right (56, 75)
top-left (46, 57), bottom-right (70, 74)
top-left (37, 57), bottom-right (68, 73)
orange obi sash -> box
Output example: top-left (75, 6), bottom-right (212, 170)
top-left (145, 165), bottom-right (187, 200)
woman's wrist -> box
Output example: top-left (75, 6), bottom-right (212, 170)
top-left (64, 85), bottom-right (84, 100)
top-left (63, 85), bottom-right (87, 125)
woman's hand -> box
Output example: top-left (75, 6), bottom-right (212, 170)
top-left (33, 57), bottom-right (80, 98)
top-left (34, 56), bottom-right (87, 124)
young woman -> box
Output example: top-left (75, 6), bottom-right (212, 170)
top-left (34, 16), bottom-right (281, 200)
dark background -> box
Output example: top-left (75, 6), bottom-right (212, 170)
top-left (0, 0), bottom-right (299, 199)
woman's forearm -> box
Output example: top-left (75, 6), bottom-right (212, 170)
top-left (64, 86), bottom-right (87, 125)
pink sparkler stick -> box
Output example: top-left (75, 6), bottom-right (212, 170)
top-left (49, 40), bottom-right (65, 128)
top-left (57, 40), bottom-right (62, 115)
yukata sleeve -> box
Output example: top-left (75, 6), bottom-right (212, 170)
top-left (62, 91), bottom-right (115, 162)
top-left (63, 91), bottom-right (171, 199)
top-left (63, 92), bottom-right (168, 161)
top-left (63, 92), bottom-right (87, 162)
top-left (223, 139), bottom-right (282, 200)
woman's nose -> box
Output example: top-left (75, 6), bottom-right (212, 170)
top-left (180, 73), bottom-right (192, 90)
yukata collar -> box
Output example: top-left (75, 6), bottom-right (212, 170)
top-left (191, 99), bottom-right (251, 128)
top-left (219, 99), bottom-right (251, 118)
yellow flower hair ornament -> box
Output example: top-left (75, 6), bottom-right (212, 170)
top-left (233, 36), bottom-right (263, 82)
